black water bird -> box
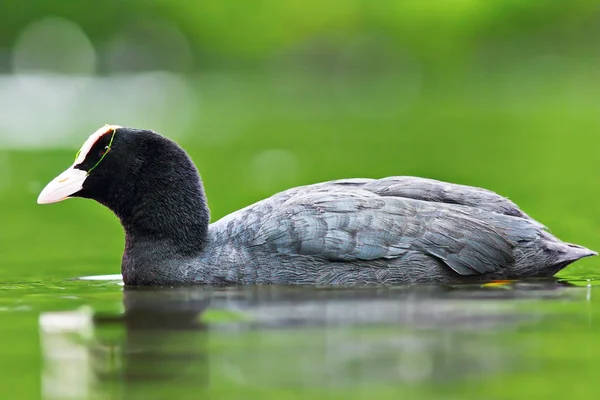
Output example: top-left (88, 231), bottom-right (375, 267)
top-left (37, 125), bottom-right (596, 286)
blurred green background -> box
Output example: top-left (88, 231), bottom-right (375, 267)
top-left (1, 0), bottom-right (598, 279)
top-left (1, 1), bottom-right (600, 398)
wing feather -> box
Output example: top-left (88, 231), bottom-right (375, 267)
top-left (250, 185), bottom-right (542, 276)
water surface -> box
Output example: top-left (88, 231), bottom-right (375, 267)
top-left (1, 275), bottom-right (599, 399)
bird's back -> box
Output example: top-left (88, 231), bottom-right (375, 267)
top-left (204, 177), bottom-right (595, 285)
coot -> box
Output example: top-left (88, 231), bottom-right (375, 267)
top-left (37, 125), bottom-right (596, 286)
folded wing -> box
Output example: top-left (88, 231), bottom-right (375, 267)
top-left (251, 179), bottom-right (543, 276)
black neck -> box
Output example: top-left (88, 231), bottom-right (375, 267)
top-left (79, 132), bottom-right (211, 256)
top-left (114, 175), bottom-right (210, 256)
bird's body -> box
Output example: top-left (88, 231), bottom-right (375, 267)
top-left (37, 126), bottom-right (596, 286)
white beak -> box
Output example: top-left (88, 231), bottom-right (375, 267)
top-left (37, 166), bottom-right (88, 204)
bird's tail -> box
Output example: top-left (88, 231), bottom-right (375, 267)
top-left (560, 242), bottom-right (597, 263)
top-left (534, 235), bottom-right (597, 277)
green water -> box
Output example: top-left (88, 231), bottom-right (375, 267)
top-left (1, 72), bottom-right (600, 399)
top-left (1, 279), bottom-right (599, 399)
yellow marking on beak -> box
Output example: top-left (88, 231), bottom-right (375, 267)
top-left (58, 177), bottom-right (69, 183)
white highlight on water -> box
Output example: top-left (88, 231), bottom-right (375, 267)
top-left (77, 274), bottom-right (123, 283)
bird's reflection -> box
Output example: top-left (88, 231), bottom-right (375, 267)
top-left (38, 278), bottom-right (590, 399)
top-left (104, 287), bottom-right (212, 385)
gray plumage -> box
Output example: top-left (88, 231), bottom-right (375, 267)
top-left (194, 176), bottom-right (594, 286)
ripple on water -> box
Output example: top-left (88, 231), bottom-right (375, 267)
top-left (1, 276), bottom-right (599, 398)
top-left (77, 274), bottom-right (124, 283)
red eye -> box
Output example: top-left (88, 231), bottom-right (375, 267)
top-left (101, 146), bottom-right (110, 156)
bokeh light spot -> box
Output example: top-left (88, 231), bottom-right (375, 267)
top-left (250, 149), bottom-right (299, 192)
top-left (12, 16), bottom-right (96, 75)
